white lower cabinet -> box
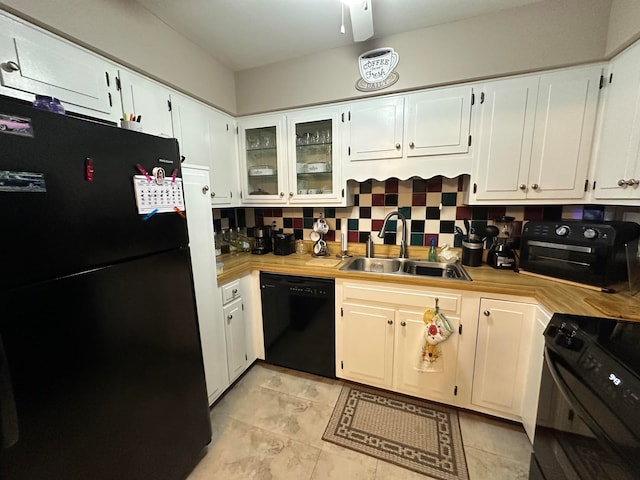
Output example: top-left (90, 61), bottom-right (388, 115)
top-left (183, 166), bottom-right (252, 405)
top-left (340, 302), bottom-right (395, 388)
top-left (182, 166), bottom-right (229, 405)
top-left (337, 280), bottom-right (466, 405)
top-left (393, 308), bottom-right (460, 404)
top-left (471, 298), bottom-right (537, 420)
top-left (521, 306), bottom-right (551, 443)
top-left (221, 280), bottom-right (249, 384)
top-left (336, 281), bottom-right (550, 429)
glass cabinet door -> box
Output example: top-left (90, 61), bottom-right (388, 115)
top-left (288, 107), bottom-right (340, 202)
top-left (239, 116), bottom-right (285, 203)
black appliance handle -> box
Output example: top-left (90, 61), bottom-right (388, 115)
top-left (543, 346), bottom-right (611, 445)
top-left (0, 334), bottom-right (19, 449)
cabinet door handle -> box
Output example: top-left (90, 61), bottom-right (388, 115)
top-left (396, 143), bottom-right (401, 149)
top-left (400, 321), bottom-right (406, 327)
top-left (202, 185), bottom-right (210, 194)
top-left (483, 310), bottom-right (490, 316)
top-left (210, 191), bottom-right (216, 198)
top-left (279, 192), bottom-right (284, 197)
top-left (626, 179), bottom-right (639, 186)
top-left (227, 314), bottom-right (233, 320)
top-left (530, 183), bottom-right (539, 190)
top-left (2, 61), bottom-right (20, 72)
top-left (387, 319), bottom-right (393, 325)
top-left (408, 142), bottom-right (415, 149)
top-left (519, 184), bottom-right (526, 190)
top-left (618, 179), bottom-right (627, 187)
top-left (289, 192), bottom-right (294, 197)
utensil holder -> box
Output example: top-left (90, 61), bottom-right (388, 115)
top-left (462, 240), bottom-right (483, 267)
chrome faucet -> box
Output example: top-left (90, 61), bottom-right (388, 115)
top-left (377, 211), bottom-right (408, 258)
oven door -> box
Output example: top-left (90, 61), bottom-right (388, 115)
top-left (520, 240), bottom-right (608, 285)
top-left (530, 348), bottom-right (639, 479)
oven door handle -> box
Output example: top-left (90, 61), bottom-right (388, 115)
top-left (527, 240), bottom-right (593, 254)
top-left (543, 346), bottom-right (610, 443)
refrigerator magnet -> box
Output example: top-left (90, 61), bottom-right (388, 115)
top-left (0, 113), bottom-right (34, 137)
top-left (0, 170), bottom-right (46, 192)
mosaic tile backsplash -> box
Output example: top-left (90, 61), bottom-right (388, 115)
top-left (213, 176), bottom-right (623, 249)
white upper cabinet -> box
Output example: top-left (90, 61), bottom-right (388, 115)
top-left (592, 41), bottom-right (640, 200)
top-left (172, 93), bottom-right (238, 205)
top-left (171, 93), bottom-right (214, 168)
top-left (473, 76), bottom-right (539, 201)
top-left (342, 87), bottom-right (475, 181)
top-left (404, 85), bottom-right (473, 157)
top-left (209, 111), bottom-right (239, 206)
top-left (118, 69), bottom-right (173, 138)
top-left (471, 65), bottom-right (602, 203)
top-left (344, 96), bottom-right (404, 162)
top-left (239, 107), bottom-right (346, 205)
top-left (528, 67), bottom-right (601, 200)
top-left (286, 106), bottom-right (343, 204)
top-left (0, 13), bottom-right (119, 122)
top-left (238, 114), bottom-right (287, 204)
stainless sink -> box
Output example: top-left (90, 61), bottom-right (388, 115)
top-left (339, 257), bottom-right (472, 281)
top-left (340, 257), bottom-right (402, 273)
top-left (401, 260), bottom-right (472, 281)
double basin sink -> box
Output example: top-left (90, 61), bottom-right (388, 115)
top-left (339, 256), bottom-right (472, 281)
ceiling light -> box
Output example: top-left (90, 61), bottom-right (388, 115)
top-left (340, 0), bottom-right (373, 42)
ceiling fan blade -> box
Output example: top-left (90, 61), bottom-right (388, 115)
top-left (349, 1), bottom-right (374, 42)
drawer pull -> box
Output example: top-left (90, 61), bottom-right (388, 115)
top-left (232, 288), bottom-right (238, 295)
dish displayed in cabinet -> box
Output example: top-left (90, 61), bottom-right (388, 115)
top-left (305, 162), bottom-right (331, 173)
top-left (248, 165), bottom-right (275, 176)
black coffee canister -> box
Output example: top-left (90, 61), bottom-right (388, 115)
top-left (462, 240), bottom-right (483, 267)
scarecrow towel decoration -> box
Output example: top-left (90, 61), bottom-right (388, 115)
top-left (416, 298), bottom-right (454, 373)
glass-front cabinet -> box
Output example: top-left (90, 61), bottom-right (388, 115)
top-left (287, 107), bottom-right (341, 204)
top-left (239, 107), bottom-right (342, 205)
top-left (238, 115), bottom-right (286, 204)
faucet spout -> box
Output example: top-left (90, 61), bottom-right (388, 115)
top-left (377, 211), bottom-right (408, 258)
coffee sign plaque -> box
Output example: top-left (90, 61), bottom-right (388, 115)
top-left (356, 47), bottom-right (400, 92)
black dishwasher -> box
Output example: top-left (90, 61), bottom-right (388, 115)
top-left (260, 273), bottom-right (335, 378)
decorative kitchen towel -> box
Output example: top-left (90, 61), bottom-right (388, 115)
top-left (417, 301), bottom-right (454, 372)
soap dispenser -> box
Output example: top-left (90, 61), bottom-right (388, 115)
top-left (428, 238), bottom-right (437, 262)
top-left (366, 235), bottom-right (374, 258)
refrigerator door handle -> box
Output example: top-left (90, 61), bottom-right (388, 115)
top-left (0, 335), bottom-right (19, 449)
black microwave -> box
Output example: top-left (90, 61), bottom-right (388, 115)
top-left (519, 221), bottom-right (640, 287)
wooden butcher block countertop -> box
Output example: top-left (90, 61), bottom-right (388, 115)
top-left (216, 242), bottom-right (640, 323)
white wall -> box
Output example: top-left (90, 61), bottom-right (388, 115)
top-left (607, 0), bottom-right (640, 56)
top-left (235, 0), bottom-right (611, 115)
top-left (5, 0), bottom-right (640, 118)
top-left (0, 0), bottom-right (237, 114)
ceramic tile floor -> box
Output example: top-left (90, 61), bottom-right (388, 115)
top-left (186, 362), bottom-right (532, 480)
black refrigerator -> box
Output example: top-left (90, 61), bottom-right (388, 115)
top-left (0, 96), bottom-right (211, 479)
